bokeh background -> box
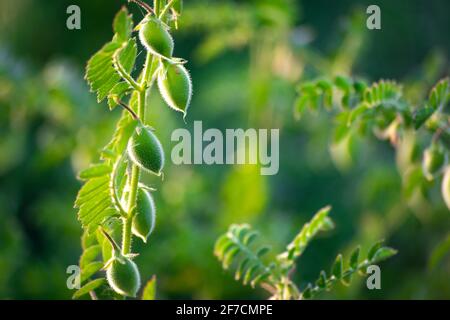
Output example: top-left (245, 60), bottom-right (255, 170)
top-left (0, 0), bottom-right (449, 299)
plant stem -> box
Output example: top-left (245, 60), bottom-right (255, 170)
top-left (159, 0), bottom-right (176, 19)
top-left (154, 0), bottom-right (161, 15)
top-left (122, 53), bottom-right (153, 255)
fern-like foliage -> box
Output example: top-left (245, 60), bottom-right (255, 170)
top-left (214, 224), bottom-right (276, 288)
top-left (214, 207), bottom-right (397, 300)
top-left (302, 241), bottom-right (397, 299)
top-left (277, 206), bottom-right (334, 271)
top-left (295, 76), bottom-right (450, 207)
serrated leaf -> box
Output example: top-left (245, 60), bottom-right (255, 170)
top-left (72, 278), bottom-right (106, 299)
top-left (78, 164), bottom-right (112, 180)
top-left (113, 7), bottom-right (133, 43)
top-left (85, 9), bottom-right (135, 104)
top-left (75, 173), bottom-right (119, 231)
top-left (142, 276), bottom-right (157, 300)
top-left (86, 41), bottom-right (122, 103)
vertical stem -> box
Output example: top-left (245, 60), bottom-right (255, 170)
top-left (154, 0), bottom-right (161, 15)
top-left (122, 53), bottom-right (153, 255)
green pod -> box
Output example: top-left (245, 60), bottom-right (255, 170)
top-left (442, 166), bottom-right (450, 210)
top-left (106, 256), bottom-right (141, 297)
top-left (128, 126), bottom-right (165, 176)
top-left (423, 142), bottom-right (447, 180)
top-left (139, 17), bottom-right (174, 58)
top-left (132, 188), bottom-right (156, 243)
top-left (157, 63), bottom-right (192, 116)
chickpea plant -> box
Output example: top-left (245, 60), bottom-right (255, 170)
top-left (215, 206), bottom-right (397, 300)
top-left (73, 0), bottom-right (190, 299)
top-left (294, 77), bottom-right (450, 208)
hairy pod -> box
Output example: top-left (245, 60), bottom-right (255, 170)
top-left (132, 187), bottom-right (156, 242)
top-left (423, 142), bottom-right (447, 180)
top-left (106, 256), bottom-right (141, 297)
top-left (128, 126), bottom-right (165, 176)
top-left (442, 166), bottom-right (450, 210)
top-left (139, 17), bottom-right (174, 58)
top-left (157, 63), bottom-right (192, 116)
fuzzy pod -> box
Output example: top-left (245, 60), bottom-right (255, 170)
top-left (423, 142), bottom-right (447, 180)
top-left (442, 166), bottom-right (450, 210)
top-left (139, 17), bottom-right (174, 58)
top-left (106, 256), bottom-right (141, 297)
top-left (132, 188), bottom-right (156, 243)
top-left (128, 126), bottom-right (165, 176)
top-left (157, 63), bottom-right (192, 116)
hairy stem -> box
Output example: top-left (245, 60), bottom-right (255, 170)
top-left (122, 53), bottom-right (153, 255)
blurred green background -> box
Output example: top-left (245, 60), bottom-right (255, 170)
top-left (0, 0), bottom-right (449, 299)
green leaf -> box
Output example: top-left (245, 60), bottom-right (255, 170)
top-left (78, 164), bottom-right (112, 180)
top-left (85, 9), bottom-right (135, 103)
top-left (413, 106), bottom-right (435, 130)
top-left (428, 78), bottom-right (449, 111)
top-left (107, 82), bottom-right (133, 110)
top-left (75, 172), bottom-right (119, 232)
top-left (281, 206), bottom-right (334, 265)
top-left (370, 247), bottom-right (398, 264)
top-left (80, 261), bottom-right (104, 284)
top-left (315, 270), bottom-right (327, 289)
top-left (113, 7), bottom-right (133, 43)
top-left (214, 224), bottom-right (275, 288)
top-left (428, 233), bottom-right (450, 271)
top-left (331, 254), bottom-right (343, 279)
top-left (72, 278), bottom-right (106, 299)
top-left (103, 110), bottom-right (138, 157)
top-left (349, 246), bottom-right (360, 270)
top-left (302, 284), bottom-right (313, 299)
top-left (81, 230), bottom-right (98, 250)
top-left (80, 244), bottom-right (102, 268)
top-left (86, 41), bottom-right (122, 103)
top-left (142, 276), bottom-right (157, 300)
top-left (367, 240), bottom-right (384, 261)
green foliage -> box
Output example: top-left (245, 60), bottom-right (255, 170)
top-left (214, 224), bottom-right (275, 288)
top-left (74, 1), bottom-right (191, 299)
top-left (142, 276), bottom-right (157, 300)
top-left (294, 76), bottom-right (450, 207)
top-left (302, 242), bottom-right (397, 299)
top-left (215, 207), bottom-right (397, 300)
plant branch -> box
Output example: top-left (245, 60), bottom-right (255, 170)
top-left (128, 0), bottom-right (154, 14)
top-left (159, 0), bottom-right (176, 19)
top-left (113, 51), bottom-right (141, 91)
top-left (122, 53), bottom-right (154, 256)
top-left (117, 99), bottom-right (139, 121)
